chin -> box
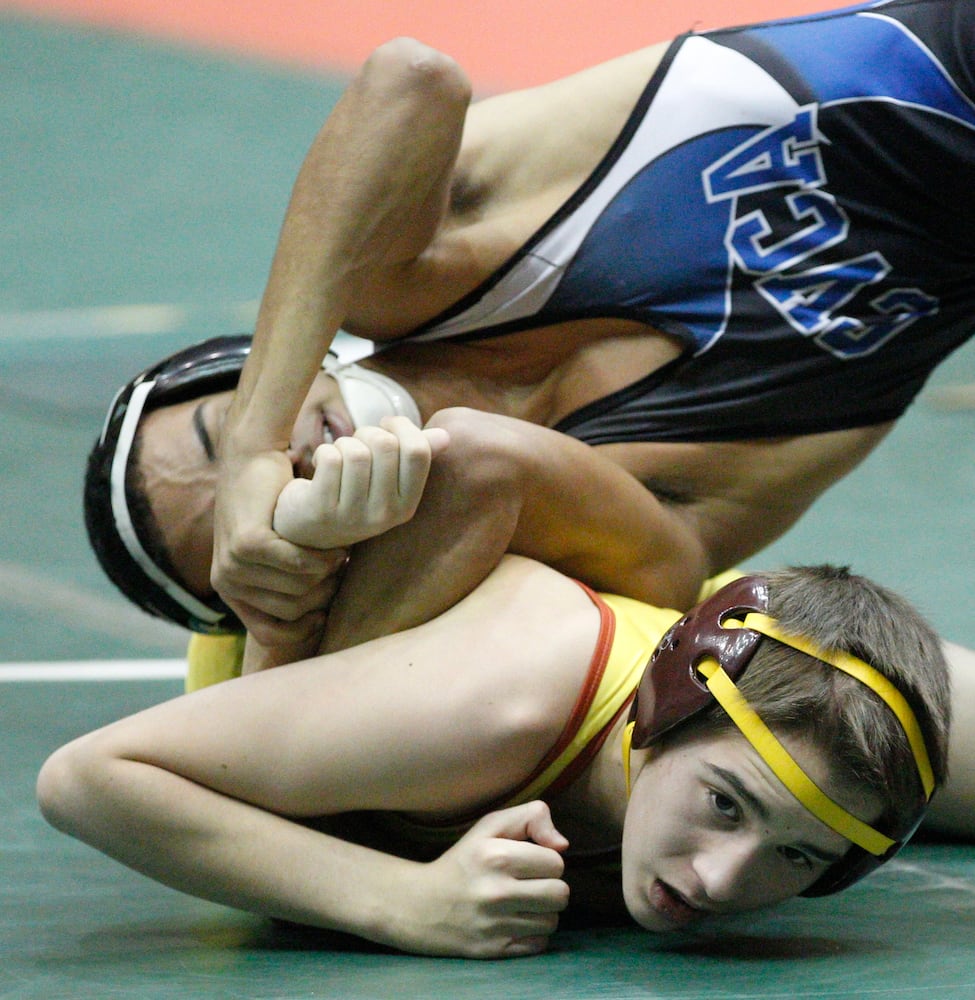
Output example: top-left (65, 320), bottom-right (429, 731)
top-left (623, 880), bottom-right (667, 933)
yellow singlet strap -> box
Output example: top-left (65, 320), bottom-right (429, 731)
top-left (697, 658), bottom-right (895, 856)
top-left (740, 613), bottom-right (936, 800)
top-left (622, 720), bottom-right (636, 798)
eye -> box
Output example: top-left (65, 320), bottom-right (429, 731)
top-left (709, 789), bottom-right (740, 822)
top-left (777, 845), bottom-right (815, 871)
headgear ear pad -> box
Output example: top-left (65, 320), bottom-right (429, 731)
top-left (629, 575), bottom-right (769, 748)
top-left (626, 575), bottom-right (933, 897)
top-left (86, 336), bottom-right (252, 634)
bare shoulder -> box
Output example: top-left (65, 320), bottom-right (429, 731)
top-left (595, 423), bottom-right (894, 569)
top-left (456, 44), bottom-right (671, 206)
top-left (84, 558), bottom-right (604, 822)
top-left (346, 43), bottom-right (671, 336)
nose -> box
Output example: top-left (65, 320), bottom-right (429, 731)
top-left (692, 836), bottom-right (762, 904)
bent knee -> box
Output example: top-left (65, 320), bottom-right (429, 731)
top-left (36, 736), bottom-right (108, 838)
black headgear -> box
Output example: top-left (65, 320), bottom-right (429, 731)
top-left (85, 336), bottom-right (252, 634)
top-left (626, 575), bottom-right (936, 897)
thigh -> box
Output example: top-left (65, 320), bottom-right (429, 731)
top-left (923, 641), bottom-right (975, 837)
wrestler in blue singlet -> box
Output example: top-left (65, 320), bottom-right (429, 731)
top-left (405, 0), bottom-right (975, 443)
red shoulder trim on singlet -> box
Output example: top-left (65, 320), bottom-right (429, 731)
top-left (483, 580), bottom-right (617, 809)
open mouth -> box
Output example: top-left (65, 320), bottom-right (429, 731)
top-left (649, 880), bottom-right (704, 928)
top-left (322, 406), bottom-right (354, 444)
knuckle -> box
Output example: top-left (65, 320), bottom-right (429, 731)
top-left (233, 530), bottom-right (269, 562)
top-left (312, 442), bottom-right (341, 465)
top-left (340, 435), bottom-right (373, 455)
top-left (476, 876), bottom-right (513, 909)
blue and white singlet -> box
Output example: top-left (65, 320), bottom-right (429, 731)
top-left (402, 0), bottom-right (975, 442)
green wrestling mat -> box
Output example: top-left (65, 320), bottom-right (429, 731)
top-left (5, 679), bottom-right (975, 999)
top-left (1, 13), bottom-right (973, 998)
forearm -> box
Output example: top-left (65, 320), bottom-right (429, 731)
top-left (211, 41), bottom-right (471, 641)
top-left (38, 742), bottom-right (418, 948)
top-left (430, 409), bottom-right (707, 611)
top-left (38, 732), bottom-right (569, 958)
top-left (228, 40), bottom-right (471, 453)
top-left (320, 409), bottom-right (707, 653)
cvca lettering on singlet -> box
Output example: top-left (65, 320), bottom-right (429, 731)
top-left (702, 106), bottom-right (938, 359)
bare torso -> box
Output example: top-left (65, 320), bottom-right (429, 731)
top-left (373, 333), bottom-right (892, 572)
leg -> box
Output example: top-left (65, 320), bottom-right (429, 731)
top-left (922, 641), bottom-right (975, 838)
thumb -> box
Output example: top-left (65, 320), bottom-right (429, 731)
top-left (473, 801), bottom-right (570, 853)
top-left (422, 426), bottom-right (450, 457)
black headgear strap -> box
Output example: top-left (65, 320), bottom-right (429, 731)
top-left (92, 336), bottom-right (251, 633)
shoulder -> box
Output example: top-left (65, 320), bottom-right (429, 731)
top-left (455, 44), bottom-right (670, 212)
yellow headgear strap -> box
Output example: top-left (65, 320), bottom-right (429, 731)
top-left (740, 613), bottom-right (935, 801)
top-left (622, 720), bottom-right (636, 797)
top-left (622, 613), bottom-right (935, 857)
top-left (696, 657), bottom-right (893, 855)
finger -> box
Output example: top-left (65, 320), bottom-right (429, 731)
top-left (274, 451), bottom-right (343, 542)
top-left (388, 420), bottom-right (437, 501)
top-left (492, 908), bottom-right (565, 957)
top-left (504, 877), bottom-right (571, 914)
top-left (308, 443), bottom-right (345, 509)
top-left (377, 417), bottom-right (448, 458)
top-left (422, 425), bottom-right (450, 457)
top-left (218, 554), bottom-right (344, 605)
top-left (235, 605), bottom-right (328, 653)
top-left (332, 435), bottom-right (375, 512)
top-left (221, 533), bottom-right (343, 579)
top-left (471, 801), bottom-right (570, 853)
top-left (489, 909), bottom-right (563, 943)
top-left (522, 801), bottom-right (571, 854)
top-left (501, 935), bottom-right (553, 958)
top-left (226, 576), bottom-right (341, 623)
top-left (352, 425), bottom-right (404, 504)
top-left (481, 838), bottom-right (567, 882)
top-left (241, 630), bottom-right (320, 674)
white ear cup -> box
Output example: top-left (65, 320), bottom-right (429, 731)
top-left (321, 356), bottom-right (421, 428)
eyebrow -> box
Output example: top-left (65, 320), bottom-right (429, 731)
top-left (706, 764), bottom-right (846, 864)
top-left (708, 764), bottom-right (770, 821)
top-left (192, 401), bottom-right (216, 462)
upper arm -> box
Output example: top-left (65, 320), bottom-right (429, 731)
top-left (85, 558), bottom-right (601, 820)
top-left (428, 409), bottom-right (708, 611)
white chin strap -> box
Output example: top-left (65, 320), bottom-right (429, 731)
top-left (321, 355), bottom-right (421, 428)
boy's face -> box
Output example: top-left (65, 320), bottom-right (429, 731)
top-left (620, 728), bottom-right (881, 931)
top-left (136, 372), bottom-right (354, 598)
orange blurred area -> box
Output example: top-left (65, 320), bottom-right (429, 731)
top-left (4, 0), bottom-right (838, 90)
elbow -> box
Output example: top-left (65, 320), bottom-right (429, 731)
top-left (426, 408), bottom-right (530, 495)
top-left (37, 744), bottom-right (79, 835)
top-left (363, 38), bottom-right (472, 110)
top-left (36, 736), bottom-right (106, 840)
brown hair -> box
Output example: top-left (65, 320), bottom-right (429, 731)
top-left (689, 565), bottom-right (950, 836)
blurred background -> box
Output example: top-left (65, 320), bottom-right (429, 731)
top-left (1, 0), bottom-right (972, 664)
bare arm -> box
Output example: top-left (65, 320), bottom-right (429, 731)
top-left (318, 408), bottom-right (708, 653)
top-left (39, 750), bottom-right (568, 958)
top-left (38, 558), bottom-right (596, 956)
top-left (212, 39), bottom-right (472, 647)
